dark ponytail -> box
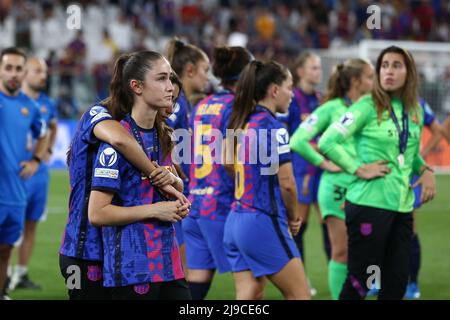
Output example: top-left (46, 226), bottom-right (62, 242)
top-left (166, 37), bottom-right (207, 77)
top-left (324, 59), bottom-right (371, 102)
top-left (213, 46), bottom-right (252, 88)
top-left (101, 53), bottom-right (133, 120)
top-left (228, 60), bottom-right (289, 131)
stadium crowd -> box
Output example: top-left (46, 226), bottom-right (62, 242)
top-left (0, 0), bottom-right (449, 117)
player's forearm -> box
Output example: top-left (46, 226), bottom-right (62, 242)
top-left (88, 202), bottom-right (153, 227)
top-left (421, 122), bottom-right (443, 157)
top-left (279, 176), bottom-right (298, 221)
top-left (278, 163), bottom-right (299, 221)
top-left (442, 117), bottom-right (450, 145)
top-left (94, 121), bottom-right (157, 176)
top-left (412, 153), bottom-right (427, 176)
top-left (319, 127), bottom-right (359, 174)
top-left (48, 121), bottom-right (58, 151)
top-left (172, 174), bottom-right (184, 193)
top-left (290, 133), bottom-right (324, 167)
top-left (33, 135), bottom-right (49, 160)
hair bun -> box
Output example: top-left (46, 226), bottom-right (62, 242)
top-left (174, 39), bottom-right (185, 51)
top-left (214, 47), bottom-right (232, 63)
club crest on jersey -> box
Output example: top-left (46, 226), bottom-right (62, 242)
top-left (21, 107), bottom-right (29, 116)
top-left (40, 105), bottom-right (48, 114)
top-left (87, 265), bottom-right (102, 282)
top-left (133, 284), bottom-right (150, 295)
top-left (99, 147), bottom-right (117, 167)
top-left (340, 112), bottom-right (354, 126)
top-left (360, 223), bottom-right (372, 236)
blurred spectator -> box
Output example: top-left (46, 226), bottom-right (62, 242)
top-left (108, 9), bottom-right (133, 52)
top-left (67, 30), bottom-right (87, 73)
top-left (227, 16), bottom-right (248, 47)
top-left (0, 0), bottom-right (15, 49)
top-left (59, 48), bottom-right (77, 91)
top-left (0, 0), bottom-right (447, 114)
top-left (55, 85), bottom-right (79, 119)
top-left (30, 1), bottom-right (65, 58)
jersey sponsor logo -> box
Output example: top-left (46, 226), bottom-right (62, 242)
top-left (190, 186), bottom-right (215, 196)
top-left (94, 168), bottom-right (119, 179)
top-left (91, 112), bottom-right (112, 124)
top-left (89, 105), bottom-right (108, 116)
top-left (99, 147), bottom-right (117, 167)
top-left (278, 144), bottom-right (291, 154)
top-left (340, 112), bottom-right (354, 126)
top-left (21, 107), bottom-right (29, 116)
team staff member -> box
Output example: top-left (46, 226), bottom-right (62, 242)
top-left (290, 58), bottom-right (375, 299)
top-left (0, 48), bottom-right (47, 300)
top-left (184, 46), bottom-right (252, 299)
top-left (59, 52), bottom-right (188, 300)
top-left (88, 51), bottom-right (190, 300)
top-left (319, 46), bottom-right (437, 300)
top-left (224, 60), bottom-right (310, 300)
top-left (8, 57), bottom-right (58, 291)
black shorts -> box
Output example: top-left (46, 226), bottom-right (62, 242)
top-left (59, 254), bottom-right (111, 300)
top-left (340, 201), bottom-right (413, 300)
top-left (110, 279), bottom-right (191, 300)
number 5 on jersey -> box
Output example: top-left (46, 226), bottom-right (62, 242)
top-left (194, 124), bottom-right (213, 179)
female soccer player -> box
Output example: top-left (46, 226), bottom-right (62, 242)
top-left (319, 46), bottom-right (437, 300)
top-left (224, 60), bottom-right (310, 300)
top-left (88, 51), bottom-right (191, 300)
top-left (165, 38), bottom-right (210, 276)
top-left (165, 37), bottom-right (210, 193)
top-left (279, 52), bottom-right (330, 281)
top-left (184, 46), bottom-right (252, 300)
top-left (290, 58), bottom-right (375, 299)
top-left (59, 53), bottom-right (188, 300)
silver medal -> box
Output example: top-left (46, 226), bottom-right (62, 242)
top-left (398, 154), bottom-right (405, 168)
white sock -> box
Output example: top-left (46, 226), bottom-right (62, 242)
top-left (14, 265), bottom-right (28, 278)
top-left (7, 265), bottom-right (13, 277)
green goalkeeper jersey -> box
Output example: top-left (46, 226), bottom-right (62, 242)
top-left (290, 97), bottom-right (356, 188)
top-left (318, 94), bottom-right (426, 213)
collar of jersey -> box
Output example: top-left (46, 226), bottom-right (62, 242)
top-left (255, 104), bottom-right (276, 118)
top-left (126, 113), bottom-right (156, 133)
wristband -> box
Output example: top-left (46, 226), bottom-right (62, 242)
top-left (32, 155), bottom-right (42, 164)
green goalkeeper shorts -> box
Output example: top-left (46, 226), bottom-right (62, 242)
top-left (318, 173), bottom-right (352, 221)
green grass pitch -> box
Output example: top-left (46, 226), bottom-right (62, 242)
top-left (9, 170), bottom-right (450, 300)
